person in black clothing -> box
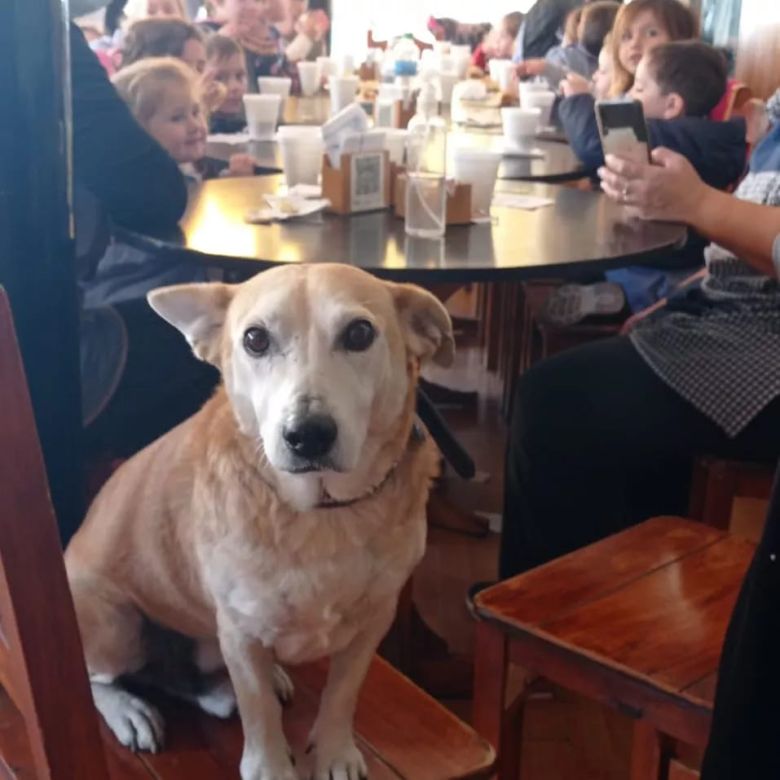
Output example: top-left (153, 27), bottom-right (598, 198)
top-left (519, 0), bottom-right (585, 60)
top-left (71, 22), bottom-right (218, 457)
top-left (701, 469), bottom-right (780, 778)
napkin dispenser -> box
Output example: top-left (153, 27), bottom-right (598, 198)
top-left (322, 150), bottom-right (392, 214)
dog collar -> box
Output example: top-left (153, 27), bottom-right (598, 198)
top-left (315, 421), bottom-right (425, 510)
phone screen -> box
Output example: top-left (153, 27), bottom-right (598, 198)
top-left (595, 100), bottom-right (650, 164)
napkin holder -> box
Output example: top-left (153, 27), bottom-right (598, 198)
top-left (322, 150), bottom-right (391, 214)
top-left (393, 173), bottom-right (472, 225)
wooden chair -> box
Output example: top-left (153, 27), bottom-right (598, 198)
top-left (689, 455), bottom-right (775, 530)
top-left (0, 287), bottom-right (495, 779)
top-left (472, 517), bottom-right (754, 780)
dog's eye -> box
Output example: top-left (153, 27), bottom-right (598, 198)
top-left (341, 319), bottom-right (376, 352)
top-left (243, 326), bottom-right (270, 356)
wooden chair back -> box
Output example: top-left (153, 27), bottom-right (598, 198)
top-left (0, 287), bottom-right (109, 779)
top-left (367, 30), bottom-right (433, 53)
top-left (689, 455), bottom-right (775, 530)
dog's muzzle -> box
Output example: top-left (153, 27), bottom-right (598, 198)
top-left (282, 413), bottom-right (338, 471)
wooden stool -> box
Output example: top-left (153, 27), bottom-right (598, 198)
top-left (689, 456), bottom-right (775, 530)
top-left (472, 517), bottom-right (754, 779)
top-left (0, 287), bottom-right (495, 779)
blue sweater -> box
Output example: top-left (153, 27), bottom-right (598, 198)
top-left (558, 93), bottom-right (748, 190)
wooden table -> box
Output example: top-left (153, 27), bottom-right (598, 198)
top-left (124, 174), bottom-right (686, 284)
top-left (472, 517), bottom-right (754, 779)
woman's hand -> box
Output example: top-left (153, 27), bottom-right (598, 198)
top-left (560, 72), bottom-right (591, 98)
top-left (598, 147), bottom-right (712, 223)
top-left (227, 153), bottom-right (257, 177)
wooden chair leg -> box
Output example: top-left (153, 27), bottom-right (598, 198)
top-left (630, 721), bottom-right (669, 780)
top-left (473, 620), bottom-right (511, 775)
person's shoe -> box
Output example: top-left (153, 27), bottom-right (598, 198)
top-left (540, 282), bottom-right (626, 327)
top-left (465, 580), bottom-right (497, 619)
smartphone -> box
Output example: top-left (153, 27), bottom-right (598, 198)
top-left (595, 99), bottom-right (650, 164)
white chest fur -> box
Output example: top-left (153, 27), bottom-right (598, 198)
top-left (202, 502), bottom-right (426, 665)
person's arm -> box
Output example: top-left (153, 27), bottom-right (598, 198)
top-left (558, 93), bottom-right (603, 170)
top-left (70, 23), bottom-right (187, 230)
top-left (599, 148), bottom-right (780, 276)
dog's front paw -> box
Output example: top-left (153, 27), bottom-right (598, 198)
top-left (240, 747), bottom-right (298, 780)
top-left (311, 737), bottom-right (367, 780)
top-left (92, 683), bottom-right (165, 753)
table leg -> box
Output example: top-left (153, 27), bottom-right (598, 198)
top-left (630, 721), bottom-right (668, 780)
top-left (473, 620), bottom-right (512, 777)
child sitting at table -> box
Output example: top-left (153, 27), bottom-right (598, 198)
top-left (471, 12), bottom-right (523, 71)
top-left (82, 57), bottom-right (255, 308)
top-left (591, 32), bottom-right (613, 101)
top-left (516, 2), bottom-right (620, 87)
top-left (123, 0), bottom-right (187, 23)
top-left (218, 0), bottom-right (299, 87)
top-left (548, 41), bottom-right (748, 321)
top-left (203, 34), bottom-right (248, 133)
top-left (560, 41), bottom-right (745, 190)
top-left (559, 0), bottom-right (696, 110)
top-left (113, 56), bottom-right (255, 177)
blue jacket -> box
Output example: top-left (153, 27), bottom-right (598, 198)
top-left (558, 93), bottom-right (748, 190)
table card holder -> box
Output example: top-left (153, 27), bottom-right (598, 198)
top-left (393, 173), bottom-right (472, 225)
top-left (322, 150), bottom-right (391, 214)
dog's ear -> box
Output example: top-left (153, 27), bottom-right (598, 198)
top-left (147, 283), bottom-right (235, 367)
top-left (392, 283), bottom-right (455, 367)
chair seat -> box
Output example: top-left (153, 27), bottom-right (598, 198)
top-left (0, 656), bottom-right (495, 779)
top-left (474, 517), bottom-right (754, 747)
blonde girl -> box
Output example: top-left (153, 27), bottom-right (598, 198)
top-left (609, 0), bottom-right (697, 97)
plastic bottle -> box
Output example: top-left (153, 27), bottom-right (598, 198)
top-left (405, 89), bottom-right (447, 239)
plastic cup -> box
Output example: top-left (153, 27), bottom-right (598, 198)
top-left (277, 125), bottom-right (324, 186)
top-left (316, 56), bottom-right (336, 83)
top-left (488, 58), bottom-right (511, 83)
top-left (243, 94), bottom-right (282, 140)
top-left (501, 107), bottom-right (542, 150)
top-left (297, 61), bottom-right (321, 97)
top-left (451, 147), bottom-right (502, 217)
top-left (521, 88), bottom-right (556, 126)
top-left (438, 72), bottom-right (459, 105)
top-left (330, 75), bottom-right (358, 115)
top-left (257, 76), bottom-right (292, 120)
top-left (382, 128), bottom-right (407, 165)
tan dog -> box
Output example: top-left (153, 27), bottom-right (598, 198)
top-left (65, 263), bottom-right (453, 780)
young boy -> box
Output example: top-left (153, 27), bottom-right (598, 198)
top-left (204, 33), bottom-right (249, 133)
top-left (560, 41), bottom-right (747, 190)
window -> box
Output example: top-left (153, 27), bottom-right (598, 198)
top-left (331, 0), bottom-right (535, 59)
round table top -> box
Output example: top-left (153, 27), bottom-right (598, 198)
top-left (130, 175), bottom-right (687, 284)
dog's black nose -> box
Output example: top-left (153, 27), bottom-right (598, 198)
top-left (283, 415), bottom-right (337, 460)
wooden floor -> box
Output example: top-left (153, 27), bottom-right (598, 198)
top-left (414, 291), bottom-right (768, 780)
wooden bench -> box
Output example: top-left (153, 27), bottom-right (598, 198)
top-left (0, 287), bottom-right (495, 780)
top-left (472, 517), bottom-right (754, 779)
